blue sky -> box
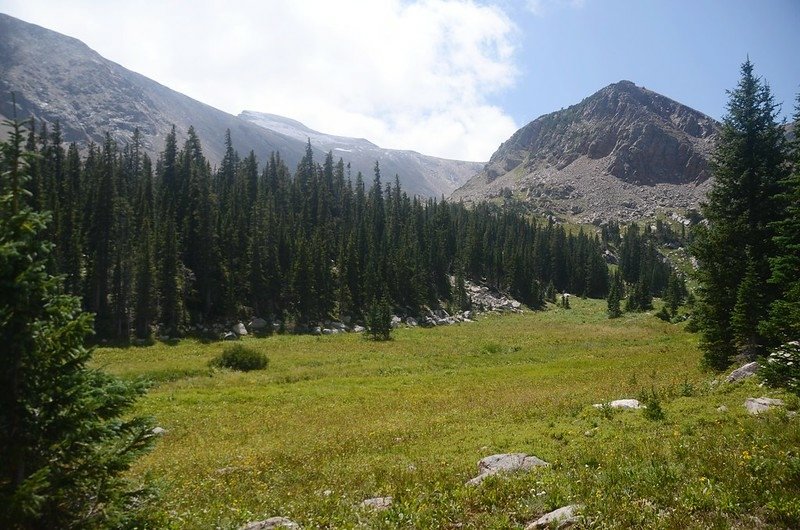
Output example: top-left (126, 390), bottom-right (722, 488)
top-left (1, 0), bottom-right (798, 160)
top-left (498, 0), bottom-right (799, 126)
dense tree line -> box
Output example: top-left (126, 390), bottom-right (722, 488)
top-left (692, 60), bottom-right (799, 370)
top-left (601, 219), bottom-right (681, 315)
top-left (10, 122), bottom-right (611, 342)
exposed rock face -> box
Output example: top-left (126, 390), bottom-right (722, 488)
top-left (451, 81), bottom-right (721, 222)
top-left (0, 14), bottom-right (310, 169)
top-left (241, 111), bottom-right (482, 197)
top-left (0, 14), bottom-right (478, 198)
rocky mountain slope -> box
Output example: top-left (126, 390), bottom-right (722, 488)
top-left (0, 13), bottom-right (478, 197)
top-left (0, 14), bottom-right (313, 169)
top-left (451, 81), bottom-right (721, 221)
top-left (241, 111), bottom-right (482, 197)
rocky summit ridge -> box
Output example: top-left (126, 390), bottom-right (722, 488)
top-left (0, 13), bottom-right (477, 198)
top-left (451, 80), bottom-right (721, 222)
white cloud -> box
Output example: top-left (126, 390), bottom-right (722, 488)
top-left (0, 0), bottom-right (521, 160)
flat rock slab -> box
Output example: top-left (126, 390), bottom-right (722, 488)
top-left (525, 504), bottom-right (583, 529)
top-left (240, 518), bottom-right (299, 530)
top-left (726, 362), bottom-right (759, 382)
top-left (360, 496), bottom-right (393, 510)
top-left (593, 399), bottom-right (643, 409)
top-left (466, 453), bottom-right (549, 485)
top-left (745, 397), bottom-right (784, 415)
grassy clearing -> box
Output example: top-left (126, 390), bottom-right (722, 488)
top-left (93, 299), bottom-right (800, 529)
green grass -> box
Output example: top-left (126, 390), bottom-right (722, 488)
top-left (93, 299), bottom-right (800, 529)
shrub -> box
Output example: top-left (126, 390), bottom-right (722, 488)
top-left (480, 342), bottom-right (503, 355)
top-left (640, 389), bottom-right (665, 421)
top-left (655, 305), bottom-right (671, 322)
top-left (761, 341), bottom-right (800, 396)
top-left (212, 345), bottom-right (268, 371)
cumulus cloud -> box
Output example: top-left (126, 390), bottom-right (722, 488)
top-left (1, 0), bottom-right (521, 160)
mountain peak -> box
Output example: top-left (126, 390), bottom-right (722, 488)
top-left (451, 82), bottom-right (721, 222)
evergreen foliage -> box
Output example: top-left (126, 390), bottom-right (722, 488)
top-left (761, 95), bottom-right (800, 344)
top-left (211, 345), bottom-right (268, 372)
top-left (365, 298), bottom-right (393, 341)
top-left (691, 60), bottom-right (789, 369)
top-left (0, 119), bottom-right (155, 528)
top-left (607, 270), bottom-right (623, 318)
top-left (14, 118), bottom-right (611, 340)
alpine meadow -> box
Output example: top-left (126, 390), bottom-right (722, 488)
top-left (1, 3), bottom-right (799, 530)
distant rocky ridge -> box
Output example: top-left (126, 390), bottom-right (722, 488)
top-left (0, 14), bottom-right (312, 169)
top-left (0, 13), bottom-right (478, 198)
top-left (452, 81), bottom-right (722, 222)
top-left (241, 112), bottom-right (482, 197)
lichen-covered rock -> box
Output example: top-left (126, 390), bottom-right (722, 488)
top-left (745, 397), bottom-right (784, 415)
top-left (466, 453), bottom-right (549, 485)
top-left (525, 504), bottom-right (583, 529)
top-left (360, 496), bottom-right (393, 511)
top-left (726, 361), bottom-right (759, 383)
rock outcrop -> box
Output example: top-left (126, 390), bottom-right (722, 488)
top-left (452, 81), bottom-right (720, 222)
top-left (745, 397), bottom-right (784, 415)
top-left (525, 504), bottom-right (583, 529)
top-left (726, 362), bottom-right (759, 383)
top-left (466, 453), bottom-right (549, 486)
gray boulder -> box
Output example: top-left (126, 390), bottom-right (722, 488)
top-left (223, 331), bottom-right (239, 341)
top-left (406, 317), bottom-right (418, 327)
top-left (352, 325), bottom-right (366, 333)
top-left (593, 399), bottom-right (643, 409)
top-left (233, 322), bottom-right (248, 336)
top-left (525, 504), bottom-right (583, 529)
top-left (466, 453), bottom-right (549, 486)
top-left (250, 317), bottom-right (268, 331)
top-left (726, 361), bottom-right (759, 383)
top-left (391, 315), bottom-right (403, 328)
top-left (240, 517), bottom-right (300, 529)
top-left (151, 426), bottom-right (167, 435)
top-left (359, 496), bottom-right (393, 511)
top-left (745, 397), bottom-right (784, 415)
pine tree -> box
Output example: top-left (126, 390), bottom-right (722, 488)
top-left (607, 270), bottom-right (623, 318)
top-left (365, 298), bottom-right (393, 341)
top-left (692, 59), bottom-right (788, 369)
top-left (761, 95), bottom-right (800, 344)
top-left (0, 119), bottom-right (155, 528)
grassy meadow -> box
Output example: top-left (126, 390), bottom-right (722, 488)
top-left (93, 299), bottom-right (800, 529)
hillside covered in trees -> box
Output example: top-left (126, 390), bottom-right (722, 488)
top-left (13, 121), bottom-right (625, 342)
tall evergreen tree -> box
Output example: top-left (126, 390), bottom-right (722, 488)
top-left (761, 95), bottom-right (800, 344)
top-left (692, 59), bottom-right (789, 369)
top-left (0, 119), bottom-right (155, 528)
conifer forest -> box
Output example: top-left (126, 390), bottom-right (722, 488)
top-left (12, 122), bottom-right (676, 343)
